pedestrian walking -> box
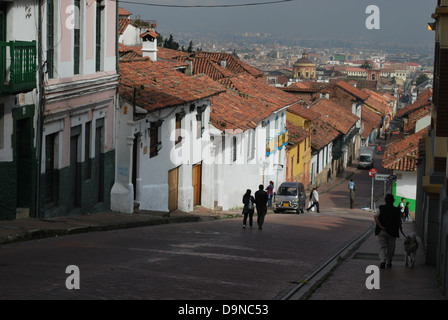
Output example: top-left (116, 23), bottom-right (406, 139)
top-left (306, 187), bottom-right (320, 213)
top-left (374, 194), bottom-right (402, 269)
top-left (266, 181), bottom-right (274, 207)
top-left (308, 187), bottom-right (315, 211)
top-left (242, 189), bottom-right (255, 229)
top-left (404, 202), bottom-right (410, 222)
top-left (399, 197), bottom-right (405, 221)
top-left (377, 145), bottom-right (382, 154)
top-left (348, 179), bottom-right (356, 209)
top-left (255, 184), bottom-right (268, 230)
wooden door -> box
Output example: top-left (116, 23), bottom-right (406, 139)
top-left (192, 163), bottom-right (202, 206)
top-left (168, 167), bottom-right (178, 211)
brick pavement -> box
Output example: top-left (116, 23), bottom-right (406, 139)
top-left (0, 156), bottom-right (445, 300)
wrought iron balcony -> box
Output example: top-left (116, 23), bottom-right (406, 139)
top-left (0, 41), bottom-right (37, 94)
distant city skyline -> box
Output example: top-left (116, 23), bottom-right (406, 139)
top-left (120, 0), bottom-right (436, 50)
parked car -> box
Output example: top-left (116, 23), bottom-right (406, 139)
top-left (273, 182), bottom-right (306, 214)
top-left (358, 146), bottom-right (375, 169)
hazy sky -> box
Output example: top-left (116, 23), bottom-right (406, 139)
top-left (120, 0), bottom-right (437, 48)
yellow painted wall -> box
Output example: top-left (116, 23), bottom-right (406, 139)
top-left (286, 111), bottom-right (312, 188)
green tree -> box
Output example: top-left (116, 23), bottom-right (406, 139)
top-left (361, 60), bottom-right (372, 70)
top-left (187, 41), bottom-right (194, 53)
top-left (415, 74), bottom-right (429, 86)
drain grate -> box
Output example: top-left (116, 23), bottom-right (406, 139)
top-left (352, 252), bottom-right (405, 261)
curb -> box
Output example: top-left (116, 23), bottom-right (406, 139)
top-left (0, 215), bottom-right (201, 246)
top-left (281, 224), bottom-right (375, 300)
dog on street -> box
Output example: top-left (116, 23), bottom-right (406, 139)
top-left (404, 232), bottom-right (420, 268)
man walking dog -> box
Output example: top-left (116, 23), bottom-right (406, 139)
top-left (374, 194), bottom-right (402, 269)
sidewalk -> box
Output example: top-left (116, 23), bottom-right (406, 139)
top-left (307, 221), bottom-right (445, 300)
top-left (0, 206), bottom-right (240, 245)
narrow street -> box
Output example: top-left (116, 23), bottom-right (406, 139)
top-left (0, 140), bottom-right (392, 300)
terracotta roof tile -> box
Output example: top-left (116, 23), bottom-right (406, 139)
top-left (210, 74), bottom-right (301, 131)
top-left (119, 59), bottom-right (224, 112)
top-left (286, 121), bottom-right (310, 146)
top-left (361, 106), bottom-right (382, 139)
top-left (332, 81), bottom-right (369, 101)
top-left (307, 99), bottom-right (359, 134)
top-left (140, 30), bottom-right (159, 39)
top-left (309, 117), bottom-right (340, 151)
top-left (362, 88), bottom-right (393, 116)
top-left (118, 18), bottom-right (137, 35)
top-left (404, 106), bottom-right (431, 134)
top-left (195, 51), bottom-right (264, 78)
top-left (192, 57), bottom-right (237, 81)
top-left (119, 7), bottom-right (132, 16)
top-left (221, 74), bottom-right (300, 108)
top-left (210, 87), bottom-right (270, 131)
top-left (287, 103), bottom-right (320, 120)
top-left (382, 130), bottom-right (426, 171)
top-left (395, 88), bottom-right (432, 118)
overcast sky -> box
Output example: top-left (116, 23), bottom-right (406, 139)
top-left (120, 0), bottom-right (437, 48)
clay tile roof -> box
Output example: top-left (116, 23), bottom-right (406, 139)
top-left (118, 18), bottom-right (137, 35)
top-left (382, 130), bottom-right (426, 171)
top-left (333, 81), bottom-right (369, 101)
top-left (119, 59), bottom-right (224, 112)
top-left (395, 88), bottom-right (432, 118)
top-left (119, 7), bottom-right (132, 16)
top-left (210, 87), bottom-right (269, 131)
top-left (362, 88), bottom-right (393, 116)
top-left (283, 81), bottom-right (320, 93)
top-left (309, 117), bottom-right (340, 151)
top-left (287, 103), bottom-right (320, 120)
top-left (308, 99), bottom-right (359, 134)
top-left (140, 30), bottom-right (159, 39)
top-left (361, 106), bottom-right (382, 139)
top-left (192, 56), bottom-right (237, 81)
top-left (195, 51), bottom-right (264, 78)
top-left (157, 47), bottom-right (190, 61)
top-left (210, 74), bottom-right (301, 131)
top-left (286, 121), bottom-right (310, 146)
top-left (404, 106), bottom-right (431, 134)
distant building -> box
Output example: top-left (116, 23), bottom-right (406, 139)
top-left (293, 52), bottom-right (316, 80)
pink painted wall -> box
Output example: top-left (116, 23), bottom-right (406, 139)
top-left (85, 1), bottom-right (94, 60)
top-left (60, 0), bottom-right (72, 62)
top-left (106, 1), bottom-right (116, 57)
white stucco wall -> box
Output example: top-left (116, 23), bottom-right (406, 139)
top-left (394, 170), bottom-right (417, 201)
top-left (112, 98), bottom-right (212, 213)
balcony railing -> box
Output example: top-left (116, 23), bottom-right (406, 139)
top-left (0, 41), bottom-right (37, 94)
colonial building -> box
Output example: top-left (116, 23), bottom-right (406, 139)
top-left (416, 0), bottom-right (448, 298)
top-left (113, 56), bottom-right (223, 213)
top-left (0, 1), bottom-right (38, 220)
top-left (293, 52), bottom-right (316, 80)
top-left (306, 98), bottom-right (359, 177)
top-left (285, 104), bottom-right (318, 188)
top-left (206, 74), bottom-right (295, 210)
top-left (40, 0), bottom-right (118, 218)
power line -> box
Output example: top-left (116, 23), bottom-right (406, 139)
top-left (115, 0), bottom-right (293, 8)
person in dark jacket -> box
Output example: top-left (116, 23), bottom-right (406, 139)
top-left (242, 189), bottom-right (255, 229)
top-left (254, 184), bottom-right (268, 230)
top-left (374, 194), bottom-right (402, 269)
